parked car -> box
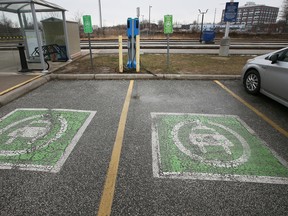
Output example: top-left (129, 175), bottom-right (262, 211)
top-left (241, 47), bottom-right (288, 107)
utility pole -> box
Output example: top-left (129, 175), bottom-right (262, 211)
top-left (198, 9), bottom-right (208, 43)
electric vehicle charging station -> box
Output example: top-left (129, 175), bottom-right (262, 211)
top-left (126, 18), bottom-right (140, 70)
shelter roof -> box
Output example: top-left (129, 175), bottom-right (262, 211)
top-left (0, 0), bottom-right (65, 13)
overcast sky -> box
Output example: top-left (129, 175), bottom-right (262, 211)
top-left (48, 0), bottom-right (284, 26)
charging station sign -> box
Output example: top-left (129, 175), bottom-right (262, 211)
top-left (83, 15), bottom-right (93, 34)
top-left (224, 2), bottom-right (239, 22)
top-left (164, 15), bottom-right (173, 34)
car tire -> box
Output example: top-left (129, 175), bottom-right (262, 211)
top-left (244, 70), bottom-right (261, 95)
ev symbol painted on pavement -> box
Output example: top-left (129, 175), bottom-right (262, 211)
top-left (6, 119), bottom-right (52, 145)
top-left (0, 109), bottom-right (96, 173)
top-left (189, 121), bottom-right (234, 155)
top-left (151, 113), bottom-right (288, 184)
top-left (172, 119), bottom-right (250, 168)
top-left (0, 114), bottom-right (67, 156)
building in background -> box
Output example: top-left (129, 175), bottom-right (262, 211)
top-left (221, 2), bottom-right (279, 32)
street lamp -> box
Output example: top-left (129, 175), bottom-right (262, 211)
top-left (198, 9), bottom-right (208, 43)
top-left (149, 5), bottom-right (152, 35)
top-left (98, 0), bottom-right (103, 28)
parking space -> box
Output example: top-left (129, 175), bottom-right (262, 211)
top-left (0, 80), bottom-right (130, 215)
top-left (112, 80), bottom-right (288, 215)
top-left (0, 80), bottom-right (288, 215)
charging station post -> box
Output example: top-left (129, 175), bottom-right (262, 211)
top-left (219, 1), bottom-right (239, 56)
top-left (83, 15), bottom-right (94, 70)
top-left (127, 18), bottom-right (140, 72)
top-left (164, 15), bottom-right (173, 70)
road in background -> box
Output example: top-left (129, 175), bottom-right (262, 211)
top-left (79, 39), bottom-right (288, 50)
top-left (1, 39), bottom-right (287, 50)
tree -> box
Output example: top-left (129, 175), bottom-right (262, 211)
top-left (0, 12), bottom-right (13, 28)
top-left (157, 20), bottom-right (163, 30)
top-left (191, 20), bottom-right (198, 32)
top-left (280, 0), bottom-right (288, 32)
top-left (281, 0), bottom-right (288, 23)
top-left (72, 10), bottom-right (84, 26)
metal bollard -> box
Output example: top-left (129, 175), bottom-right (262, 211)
top-left (17, 43), bottom-right (30, 72)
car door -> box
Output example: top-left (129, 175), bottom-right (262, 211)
top-left (261, 48), bottom-right (288, 102)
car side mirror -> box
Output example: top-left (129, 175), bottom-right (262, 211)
top-left (270, 54), bottom-right (278, 64)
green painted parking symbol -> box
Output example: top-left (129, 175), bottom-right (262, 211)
top-left (0, 109), bottom-right (96, 173)
top-left (151, 113), bottom-right (288, 184)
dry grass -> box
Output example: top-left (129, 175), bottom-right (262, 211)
top-left (55, 54), bottom-right (253, 75)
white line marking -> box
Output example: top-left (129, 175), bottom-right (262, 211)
top-left (151, 114), bottom-right (161, 178)
top-left (52, 111), bottom-right (96, 173)
top-left (161, 172), bottom-right (288, 185)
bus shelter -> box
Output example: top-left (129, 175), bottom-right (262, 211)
top-left (0, 0), bottom-right (71, 72)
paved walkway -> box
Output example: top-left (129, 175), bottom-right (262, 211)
top-left (0, 74), bottom-right (40, 93)
top-left (0, 50), bottom-right (66, 96)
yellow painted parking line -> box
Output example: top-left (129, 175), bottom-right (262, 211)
top-left (214, 80), bottom-right (288, 138)
top-left (97, 80), bottom-right (134, 216)
top-left (0, 75), bottom-right (42, 96)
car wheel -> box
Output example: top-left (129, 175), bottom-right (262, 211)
top-left (244, 70), bottom-right (260, 95)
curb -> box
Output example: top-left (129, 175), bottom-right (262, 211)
top-left (1, 45), bottom-right (285, 51)
top-left (51, 74), bottom-right (241, 80)
top-left (0, 73), bottom-right (240, 107)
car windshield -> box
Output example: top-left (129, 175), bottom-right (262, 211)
top-left (280, 50), bottom-right (288, 62)
top-left (265, 48), bottom-right (288, 61)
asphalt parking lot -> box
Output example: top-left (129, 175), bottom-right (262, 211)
top-left (0, 79), bottom-right (288, 216)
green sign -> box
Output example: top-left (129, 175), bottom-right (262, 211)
top-left (83, 15), bottom-right (93, 34)
top-left (164, 15), bottom-right (173, 34)
top-left (0, 109), bottom-right (96, 173)
top-left (151, 113), bottom-right (288, 184)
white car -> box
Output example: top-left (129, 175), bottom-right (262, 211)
top-left (241, 47), bottom-right (288, 107)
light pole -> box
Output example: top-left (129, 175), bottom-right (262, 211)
top-left (197, 14), bottom-right (201, 31)
top-left (149, 5), bottom-right (152, 35)
top-left (213, 8), bottom-right (217, 28)
top-left (98, 0), bottom-right (102, 28)
top-left (137, 7), bottom-right (140, 36)
top-left (198, 9), bottom-right (208, 43)
top-left (137, 7), bottom-right (140, 18)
